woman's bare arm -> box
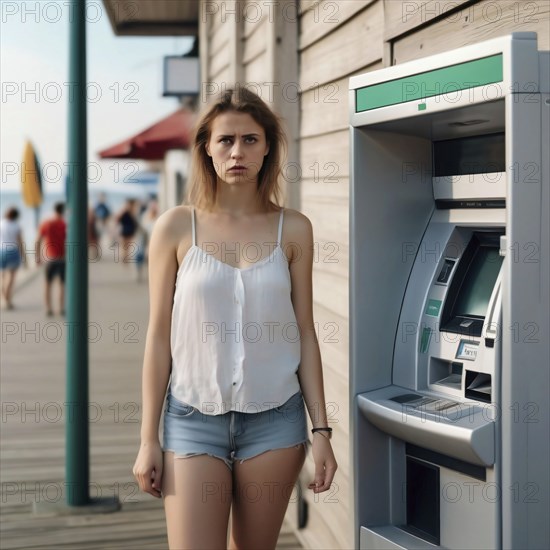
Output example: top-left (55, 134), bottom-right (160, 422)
top-left (287, 208), bottom-right (338, 494)
top-left (287, 210), bottom-right (328, 430)
top-left (140, 208), bottom-right (181, 444)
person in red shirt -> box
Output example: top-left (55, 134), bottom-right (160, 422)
top-left (35, 202), bottom-right (67, 316)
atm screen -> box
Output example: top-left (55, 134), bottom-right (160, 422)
top-left (441, 232), bottom-right (504, 336)
top-left (453, 247), bottom-right (503, 317)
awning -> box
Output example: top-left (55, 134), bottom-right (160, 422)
top-left (98, 108), bottom-right (196, 160)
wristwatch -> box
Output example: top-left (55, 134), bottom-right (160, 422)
top-left (311, 427), bottom-right (332, 440)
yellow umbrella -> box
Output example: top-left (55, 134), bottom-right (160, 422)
top-left (21, 140), bottom-right (43, 228)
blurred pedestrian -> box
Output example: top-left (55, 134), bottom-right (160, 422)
top-left (115, 198), bottom-right (139, 265)
top-left (88, 206), bottom-right (100, 260)
top-left (35, 202), bottom-right (66, 316)
top-left (0, 206), bottom-right (27, 310)
top-left (94, 192), bottom-right (111, 234)
top-left (135, 197), bottom-right (159, 283)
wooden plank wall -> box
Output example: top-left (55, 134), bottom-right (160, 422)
top-left (207, 0), bottom-right (231, 83)
top-left (243, 0), bottom-right (269, 83)
top-left (298, 2), bottom-right (382, 547)
top-left (201, 1), bottom-right (550, 549)
top-left (387, 0), bottom-right (550, 63)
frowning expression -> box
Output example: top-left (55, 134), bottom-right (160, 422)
top-left (206, 111), bottom-right (270, 185)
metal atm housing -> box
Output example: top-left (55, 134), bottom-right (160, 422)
top-left (349, 33), bottom-right (549, 549)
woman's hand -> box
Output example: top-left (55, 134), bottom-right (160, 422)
top-left (133, 441), bottom-right (164, 498)
top-left (308, 433), bottom-right (338, 493)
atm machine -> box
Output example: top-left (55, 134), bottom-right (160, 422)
top-left (349, 33), bottom-right (549, 549)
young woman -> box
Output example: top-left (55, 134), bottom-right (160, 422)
top-left (133, 87), bottom-right (337, 549)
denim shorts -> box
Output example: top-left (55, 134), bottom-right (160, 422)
top-left (0, 248), bottom-right (21, 270)
top-left (162, 388), bottom-right (310, 471)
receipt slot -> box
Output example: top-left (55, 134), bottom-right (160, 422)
top-left (349, 33), bottom-right (549, 550)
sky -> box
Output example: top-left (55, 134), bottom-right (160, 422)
top-left (0, 0), bottom-right (194, 193)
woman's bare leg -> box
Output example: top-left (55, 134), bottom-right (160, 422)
top-left (229, 444), bottom-right (306, 550)
top-left (162, 451), bottom-right (233, 550)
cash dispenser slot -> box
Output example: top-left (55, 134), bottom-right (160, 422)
top-left (429, 359), bottom-right (463, 390)
top-left (465, 371), bottom-right (492, 403)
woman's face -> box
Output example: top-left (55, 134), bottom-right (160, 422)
top-left (206, 111), bottom-right (270, 186)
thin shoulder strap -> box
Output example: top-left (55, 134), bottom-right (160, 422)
top-left (277, 208), bottom-right (284, 246)
top-left (191, 206), bottom-right (196, 247)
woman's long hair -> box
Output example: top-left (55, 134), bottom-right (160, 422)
top-left (185, 86), bottom-right (286, 211)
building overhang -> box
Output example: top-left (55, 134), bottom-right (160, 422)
top-left (102, 0), bottom-right (199, 36)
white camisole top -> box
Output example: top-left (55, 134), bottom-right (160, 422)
top-left (169, 206), bottom-right (302, 415)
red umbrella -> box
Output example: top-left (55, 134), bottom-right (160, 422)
top-left (98, 108), bottom-right (196, 160)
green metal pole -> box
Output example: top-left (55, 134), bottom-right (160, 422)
top-left (66, 0), bottom-right (89, 506)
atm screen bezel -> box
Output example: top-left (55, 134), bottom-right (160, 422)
top-left (440, 230), bottom-right (504, 337)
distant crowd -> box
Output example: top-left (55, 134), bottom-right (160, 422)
top-left (0, 193), bottom-right (159, 314)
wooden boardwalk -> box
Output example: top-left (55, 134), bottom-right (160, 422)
top-left (0, 248), bottom-right (303, 549)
